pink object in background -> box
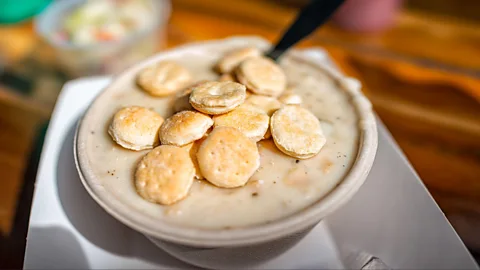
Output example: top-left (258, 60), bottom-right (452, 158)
top-left (332, 0), bottom-right (404, 32)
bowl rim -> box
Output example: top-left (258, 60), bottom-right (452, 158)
top-left (74, 36), bottom-right (378, 248)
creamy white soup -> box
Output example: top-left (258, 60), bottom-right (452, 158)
top-left (83, 42), bottom-right (359, 229)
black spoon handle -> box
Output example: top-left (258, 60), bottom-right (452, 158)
top-left (267, 0), bottom-right (345, 61)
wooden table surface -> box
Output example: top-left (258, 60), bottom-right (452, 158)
top-left (0, 0), bottom-right (479, 265)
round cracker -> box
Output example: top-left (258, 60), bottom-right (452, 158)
top-left (245, 94), bottom-right (282, 116)
top-left (182, 138), bottom-right (205, 179)
top-left (271, 105), bottom-right (326, 159)
top-left (108, 106), bottom-right (164, 151)
top-left (197, 127), bottom-right (260, 188)
top-left (137, 61), bottom-right (192, 96)
top-left (173, 87), bottom-right (194, 113)
top-left (173, 80), bottom-right (209, 113)
top-left (278, 92), bottom-right (302, 105)
top-left (218, 73), bottom-right (236, 82)
top-left (159, 111), bottom-right (213, 146)
top-left (135, 145), bottom-right (195, 205)
top-left (236, 57), bottom-right (286, 97)
top-left (263, 127), bottom-right (272, 140)
top-left (213, 106), bottom-right (269, 142)
top-left (189, 81), bottom-right (246, 115)
top-left (215, 47), bottom-right (261, 74)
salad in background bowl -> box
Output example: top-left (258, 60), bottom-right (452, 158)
top-left (36, 0), bottom-right (171, 77)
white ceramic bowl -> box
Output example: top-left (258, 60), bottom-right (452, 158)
top-left (146, 227), bottom-right (315, 269)
top-left (74, 37), bottom-right (377, 251)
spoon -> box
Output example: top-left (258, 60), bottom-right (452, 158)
top-left (267, 0), bottom-right (345, 61)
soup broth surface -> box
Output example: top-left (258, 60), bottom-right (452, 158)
top-left (84, 43), bottom-right (359, 229)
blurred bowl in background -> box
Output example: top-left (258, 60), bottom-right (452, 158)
top-left (35, 0), bottom-right (171, 77)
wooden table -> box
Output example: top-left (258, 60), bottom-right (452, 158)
top-left (0, 0), bottom-right (479, 267)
